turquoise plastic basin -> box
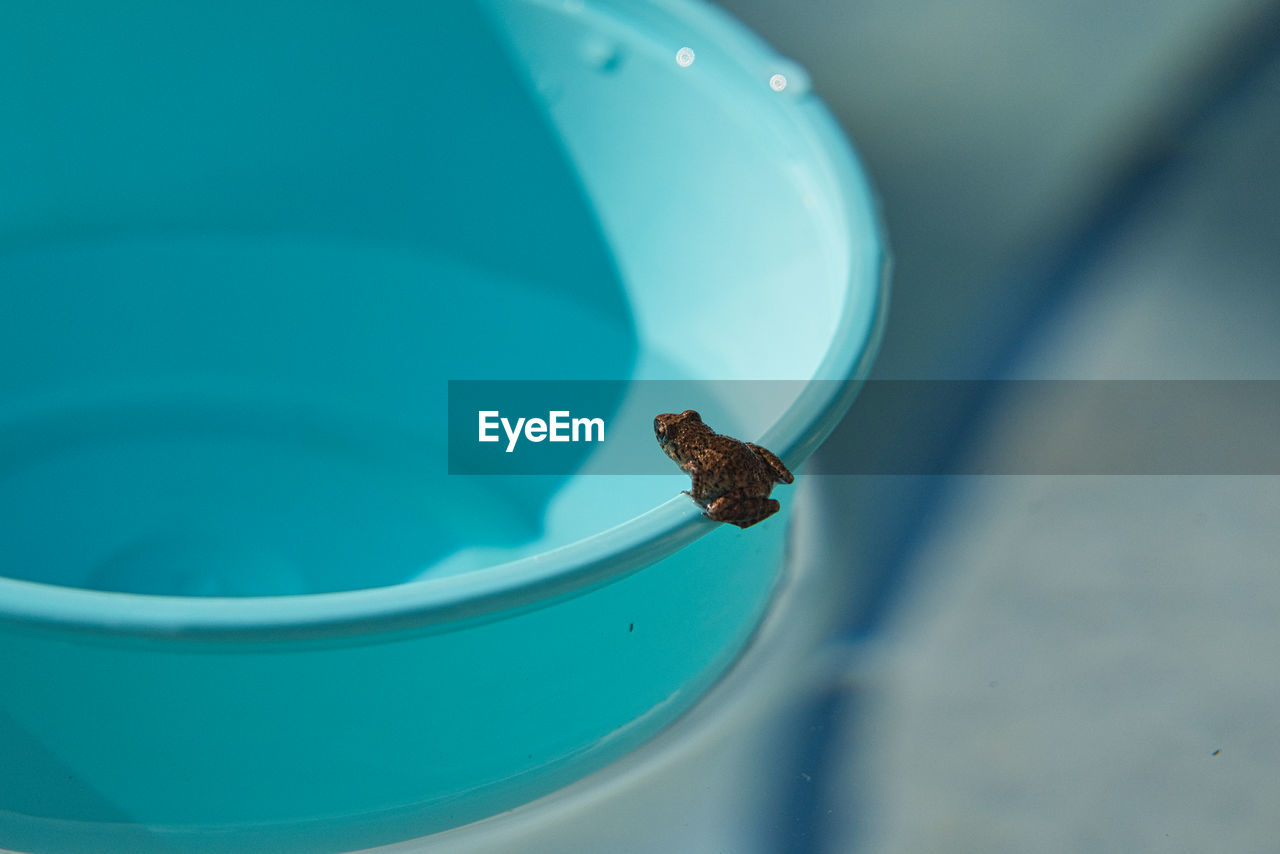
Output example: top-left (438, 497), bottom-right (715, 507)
top-left (0, 1), bottom-right (886, 851)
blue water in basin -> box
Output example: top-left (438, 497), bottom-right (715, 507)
top-left (0, 237), bottom-right (631, 595)
top-left (0, 1), bottom-right (638, 596)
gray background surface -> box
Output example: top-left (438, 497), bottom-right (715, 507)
top-left (709, 1), bottom-right (1280, 851)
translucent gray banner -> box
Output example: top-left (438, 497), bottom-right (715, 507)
top-left (448, 380), bottom-right (1280, 475)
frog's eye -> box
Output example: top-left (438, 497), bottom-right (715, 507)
top-left (681, 409), bottom-right (701, 422)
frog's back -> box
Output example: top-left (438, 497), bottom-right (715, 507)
top-left (701, 434), bottom-right (773, 486)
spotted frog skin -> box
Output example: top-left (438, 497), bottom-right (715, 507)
top-left (654, 409), bottom-right (794, 529)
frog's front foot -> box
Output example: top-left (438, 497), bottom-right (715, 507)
top-left (704, 491), bottom-right (781, 529)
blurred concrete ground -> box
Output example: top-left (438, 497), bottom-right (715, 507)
top-left (824, 45), bottom-right (1280, 853)
top-left (710, 1), bottom-right (1280, 851)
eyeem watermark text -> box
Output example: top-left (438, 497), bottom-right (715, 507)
top-left (478, 410), bottom-right (606, 453)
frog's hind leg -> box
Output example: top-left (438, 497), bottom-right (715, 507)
top-left (704, 490), bottom-right (781, 529)
top-left (745, 443), bottom-right (794, 484)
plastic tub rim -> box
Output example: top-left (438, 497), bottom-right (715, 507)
top-left (0, 22), bottom-right (889, 644)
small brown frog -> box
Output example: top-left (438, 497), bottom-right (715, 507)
top-left (654, 409), bottom-right (794, 528)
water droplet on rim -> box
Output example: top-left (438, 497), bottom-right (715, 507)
top-left (767, 59), bottom-right (811, 96)
top-left (675, 46), bottom-right (695, 67)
